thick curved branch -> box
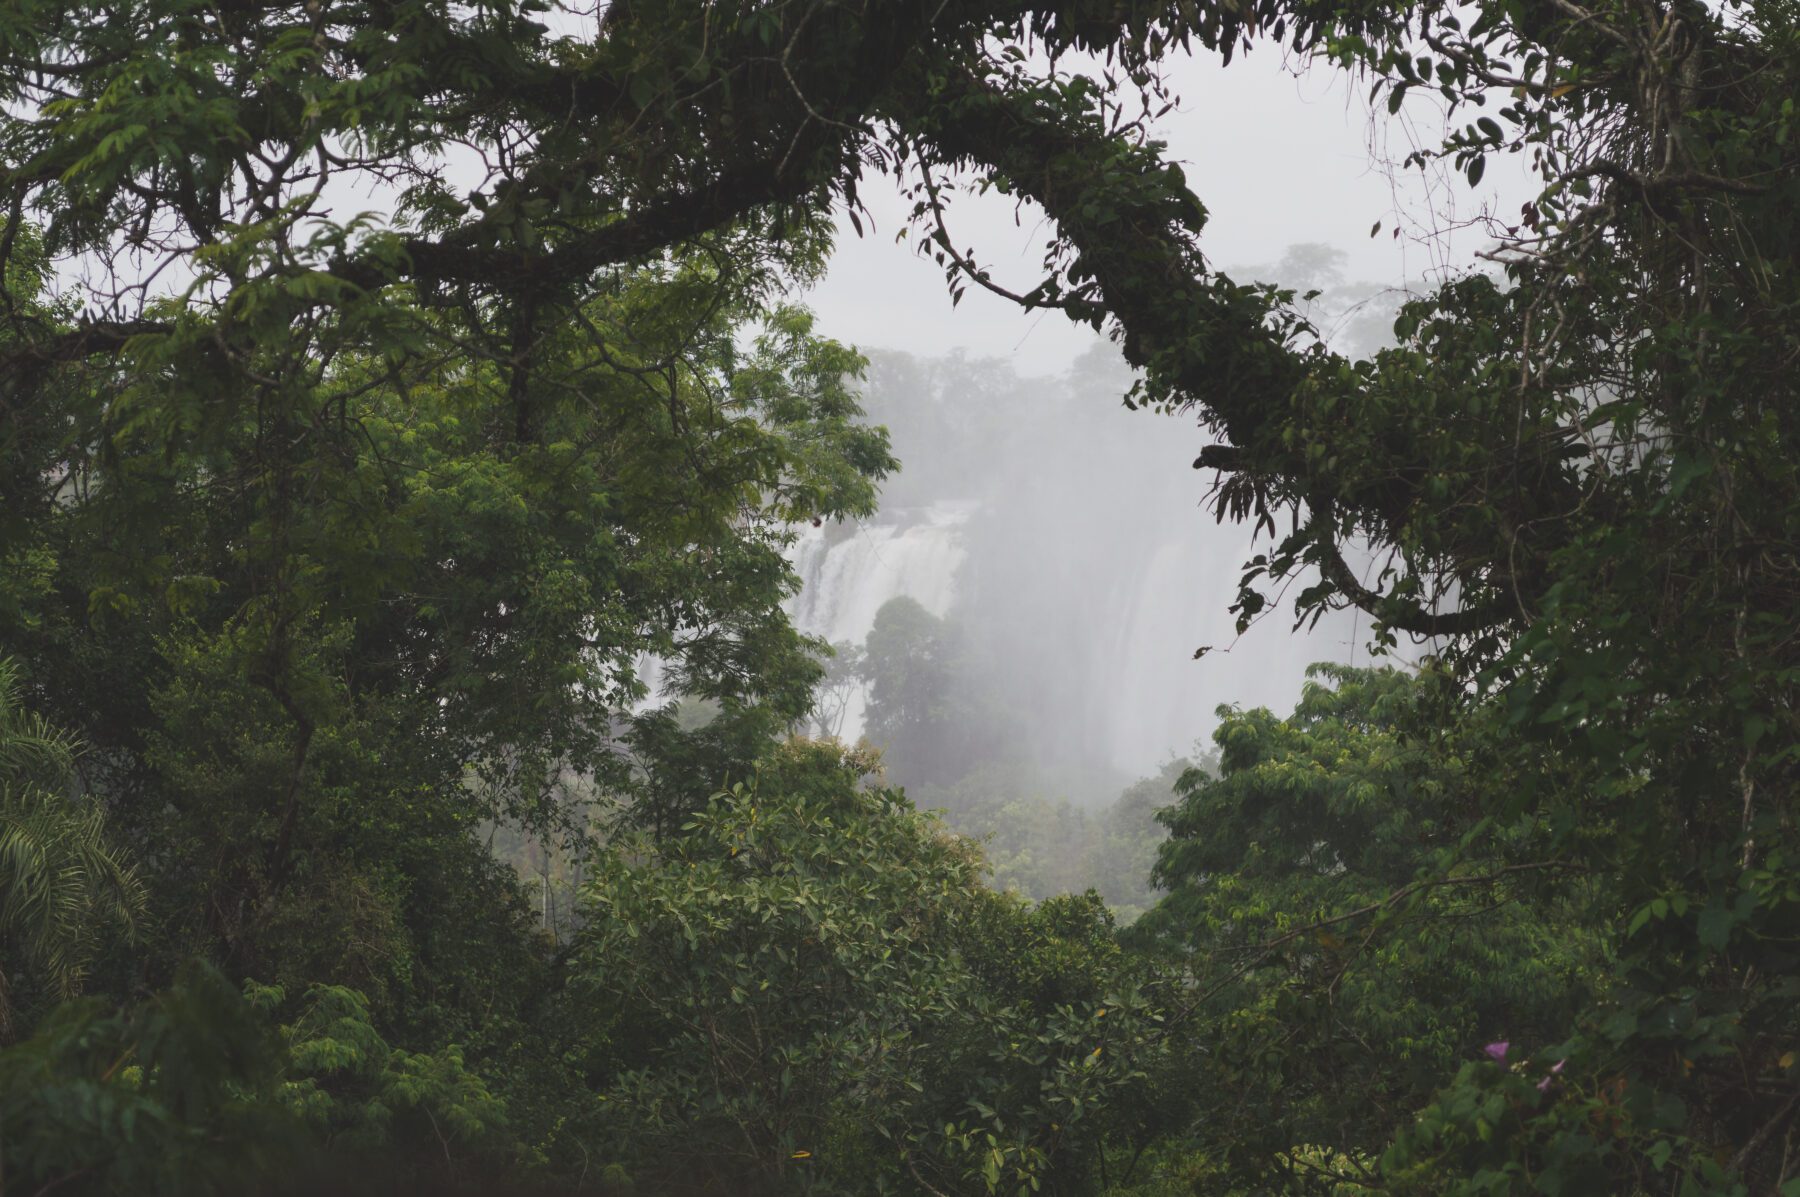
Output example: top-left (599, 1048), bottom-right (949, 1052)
top-left (1311, 519), bottom-right (1509, 639)
top-left (897, 67), bottom-right (1307, 453)
top-left (0, 156), bottom-right (831, 374)
top-left (897, 69), bottom-right (1576, 634)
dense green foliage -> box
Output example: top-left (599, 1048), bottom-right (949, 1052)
top-left (1134, 666), bottom-right (1604, 1191)
top-left (2, 0), bottom-right (1797, 1192)
top-left (576, 739), bottom-right (1164, 1195)
top-left (4, 210), bottom-right (890, 995)
top-left (2, 961), bottom-right (303, 1195)
top-left (2, 957), bottom-right (524, 1195)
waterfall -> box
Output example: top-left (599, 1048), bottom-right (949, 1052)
top-left (1094, 532), bottom-right (1357, 773)
top-left (784, 502), bottom-right (970, 742)
top-left (778, 346), bottom-right (1360, 785)
top-left (787, 503), bottom-right (970, 646)
top-left (785, 496), bottom-right (1354, 775)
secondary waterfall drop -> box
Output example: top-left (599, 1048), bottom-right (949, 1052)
top-left (785, 502), bottom-right (970, 742)
top-left (787, 502), bottom-right (971, 649)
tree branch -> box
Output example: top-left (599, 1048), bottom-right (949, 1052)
top-left (1311, 513), bottom-right (1509, 639)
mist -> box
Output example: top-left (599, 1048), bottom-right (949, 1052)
top-left (790, 243), bottom-right (1413, 814)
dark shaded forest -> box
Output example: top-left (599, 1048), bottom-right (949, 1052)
top-left (1, 1), bottom-right (1797, 1195)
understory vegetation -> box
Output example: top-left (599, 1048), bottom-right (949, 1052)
top-left (2, 0), bottom-right (1798, 1193)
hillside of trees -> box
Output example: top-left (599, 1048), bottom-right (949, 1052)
top-left (2, 0), bottom-right (1798, 1194)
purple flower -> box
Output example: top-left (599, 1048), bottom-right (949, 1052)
top-left (1484, 1041), bottom-right (1511, 1062)
top-left (1537, 1059), bottom-right (1566, 1093)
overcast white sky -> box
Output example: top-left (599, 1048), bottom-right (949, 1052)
top-left (806, 44), bottom-right (1535, 374)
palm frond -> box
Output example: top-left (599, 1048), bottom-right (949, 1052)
top-left (0, 658), bottom-right (145, 1029)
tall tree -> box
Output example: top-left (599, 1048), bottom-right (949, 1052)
top-left (576, 738), bottom-right (1163, 1196)
top-left (860, 595), bottom-right (963, 785)
top-left (1, 232), bottom-right (892, 1008)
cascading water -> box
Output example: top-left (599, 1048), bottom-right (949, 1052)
top-left (782, 346), bottom-right (1359, 786)
top-left (635, 503), bottom-right (967, 721)
top-left (784, 502), bottom-right (969, 741)
top-left (786, 502), bottom-right (971, 649)
top-left (1093, 532), bottom-right (1357, 774)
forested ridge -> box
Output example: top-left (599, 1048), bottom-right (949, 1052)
top-left (0, 0), bottom-right (1796, 1193)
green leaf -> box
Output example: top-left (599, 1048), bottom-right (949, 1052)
top-left (1696, 906), bottom-right (1733, 952)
